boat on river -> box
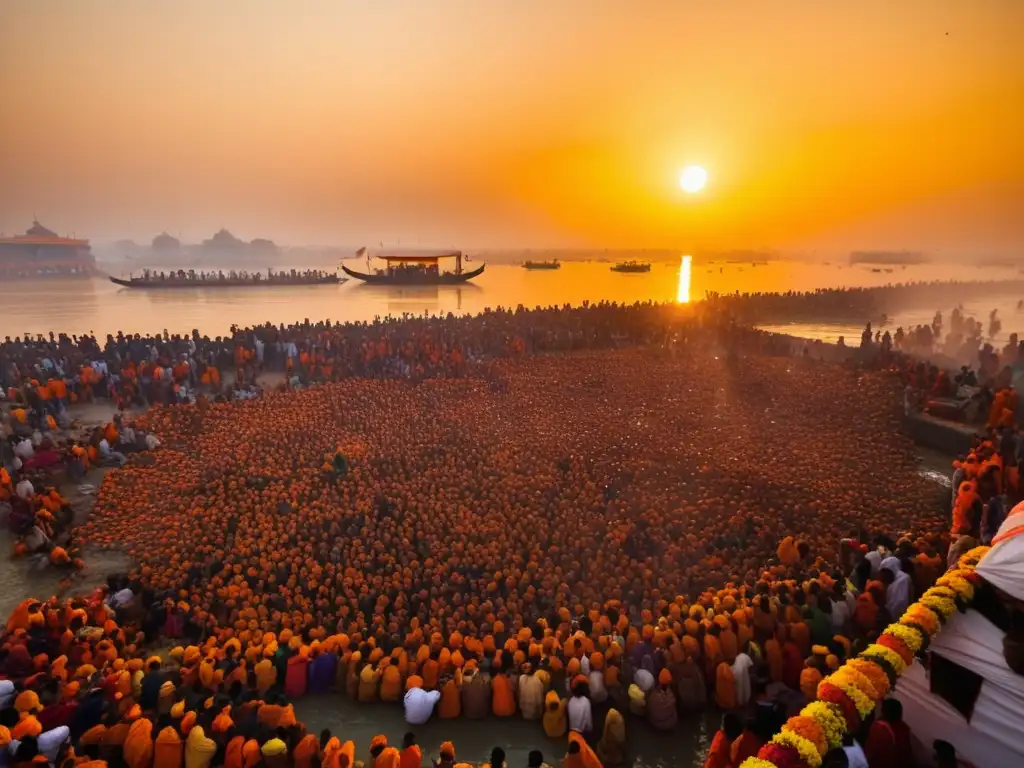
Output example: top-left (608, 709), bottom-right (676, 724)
top-left (522, 260), bottom-right (561, 270)
top-left (342, 250), bottom-right (484, 285)
top-left (109, 268), bottom-right (344, 289)
top-left (610, 261), bottom-right (651, 273)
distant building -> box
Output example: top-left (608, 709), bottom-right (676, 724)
top-left (0, 221), bottom-right (95, 277)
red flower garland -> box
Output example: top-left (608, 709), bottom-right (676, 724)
top-left (877, 632), bottom-right (914, 666)
top-left (817, 681), bottom-right (861, 732)
top-left (759, 742), bottom-right (811, 768)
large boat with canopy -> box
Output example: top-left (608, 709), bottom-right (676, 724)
top-left (341, 249), bottom-right (485, 285)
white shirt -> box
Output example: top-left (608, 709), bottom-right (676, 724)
top-left (567, 695), bottom-right (592, 733)
top-left (0, 680), bottom-right (14, 709)
top-left (843, 741), bottom-right (869, 768)
top-left (403, 688), bottom-right (441, 725)
top-left (9, 726), bottom-right (70, 764)
top-left (588, 670), bottom-right (607, 704)
top-left (732, 653), bottom-right (753, 706)
top-left (831, 598), bottom-right (851, 630)
top-left (99, 438), bottom-right (112, 456)
top-left (633, 668), bottom-right (655, 693)
top-left (109, 588), bottom-right (134, 608)
top-left (16, 479), bottom-right (34, 500)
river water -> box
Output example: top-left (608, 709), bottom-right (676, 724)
top-left (1, 260), bottom-right (1021, 343)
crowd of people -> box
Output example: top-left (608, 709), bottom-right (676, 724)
top-left (129, 270), bottom-right (337, 285)
top-left (1, 295), bottom-right (1021, 767)
top-left (706, 280), bottom-right (1024, 328)
top-left (2, 301), bottom-right (792, 412)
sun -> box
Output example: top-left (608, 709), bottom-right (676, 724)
top-left (679, 165), bottom-right (708, 193)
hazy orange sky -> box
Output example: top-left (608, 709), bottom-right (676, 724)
top-left (2, 1), bottom-right (1022, 254)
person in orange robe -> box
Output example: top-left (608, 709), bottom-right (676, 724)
top-left (124, 718), bottom-right (154, 768)
top-left (241, 740), bottom-right (261, 768)
top-left (703, 714), bottom-right (743, 768)
top-left (224, 736), bottom-right (245, 768)
top-left (714, 662), bottom-right (736, 710)
top-left (491, 669), bottom-right (516, 717)
top-left (153, 726), bottom-right (183, 768)
top-left (730, 724), bottom-right (763, 766)
top-left (421, 654), bottom-right (440, 691)
top-left (292, 734), bottom-right (319, 768)
top-left (438, 672), bottom-right (462, 719)
top-left (379, 660), bottom-right (402, 702)
top-left (719, 623), bottom-right (739, 664)
top-left (564, 732), bottom-right (602, 768)
top-left (765, 632), bottom-right (783, 683)
top-left (398, 733), bottom-right (421, 768)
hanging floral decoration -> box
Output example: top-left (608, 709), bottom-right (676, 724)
top-left (739, 545), bottom-right (990, 768)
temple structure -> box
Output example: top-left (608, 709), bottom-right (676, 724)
top-left (0, 221), bottom-right (95, 277)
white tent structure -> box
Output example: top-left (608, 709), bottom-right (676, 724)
top-left (894, 502), bottom-right (1024, 768)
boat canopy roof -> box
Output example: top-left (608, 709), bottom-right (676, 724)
top-left (376, 249), bottom-right (462, 263)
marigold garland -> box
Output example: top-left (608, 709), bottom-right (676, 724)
top-left (844, 658), bottom-right (890, 698)
top-left (902, 603), bottom-right (940, 635)
top-left (738, 546), bottom-right (992, 768)
top-left (883, 623), bottom-right (923, 653)
top-left (862, 643), bottom-right (907, 675)
top-left (782, 715), bottom-right (828, 758)
top-left (817, 681), bottom-right (860, 731)
top-left (773, 730), bottom-right (823, 768)
top-left (801, 701), bottom-right (847, 749)
top-left (936, 573), bottom-right (975, 601)
top-left (829, 665), bottom-right (878, 702)
top-left (926, 585), bottom-right (959, 603)
top-left (830, 677), bottom-right (876, 718)
top-left (876, 633), bottom-right (914, 666)
top-left (959, 546), bottom-right (990, 568)
top-left (919, 594), bottom-right (957, 621)
top-left (898, 620), bottom-right (931, 652)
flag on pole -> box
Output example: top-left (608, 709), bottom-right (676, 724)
top-left (355, 246), bottom-right (367, 257)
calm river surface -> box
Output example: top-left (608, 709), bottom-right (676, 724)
top-left (1, 260), bottom-right (1021, 343)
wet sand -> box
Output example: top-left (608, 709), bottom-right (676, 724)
top-left (293, 694), bottom-right (718, 768)
top-left (0, 422), bottom-right (134, 619)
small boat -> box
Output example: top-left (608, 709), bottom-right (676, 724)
top-left (522, 260), bottom-right (561, 270)
top-left (610, 261), bottom-right (651, 273)
top-left (109, 269), bottom-right (344, 289)
top-left (343, 249), bottom-right (485, 285)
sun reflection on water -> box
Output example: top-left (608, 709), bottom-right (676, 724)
top-left (676, 255), bottom-right (692, 303)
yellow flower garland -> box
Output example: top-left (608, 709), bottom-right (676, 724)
top-left (833, 677), bottom-right (876, 717)
top-left (740, 545), bottom-right (993, 768)
top-left (830, 665), bottom-right (878, 702)
top-left (863, 643), bottom-right (907, 675)
top-left (936, 571), bottom-right (974, 601)
top-left (883, 623), bottom-right (923, 653)
top-left (919, 594), bottom-right (957, 620)
top-left (959, 545), bottom-right (990, 568)
top-left (773, 730), bottom-right (823, 768)
top-left (801, 701), bottom-right (846, 749)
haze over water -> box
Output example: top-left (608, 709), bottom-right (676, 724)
top-left (2, 260), bottom-right (1021, 343)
